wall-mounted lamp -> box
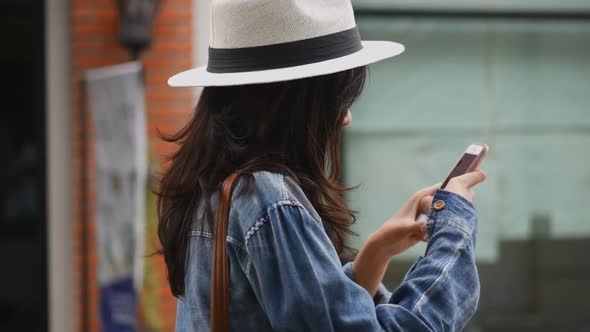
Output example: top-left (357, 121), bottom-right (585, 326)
top-left (116, 0), bottom-right (161, 59)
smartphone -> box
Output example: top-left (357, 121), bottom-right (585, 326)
top-left (441, 144), bottom-right (489, 189)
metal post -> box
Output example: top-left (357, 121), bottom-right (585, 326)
top-left (78, 78), bottom-right (90, 332)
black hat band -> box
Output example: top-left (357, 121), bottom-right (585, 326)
top-left (206, 27), bottom-right (363, 73)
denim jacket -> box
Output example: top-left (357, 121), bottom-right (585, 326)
top-left (176, 171), bottom-right (480, 331)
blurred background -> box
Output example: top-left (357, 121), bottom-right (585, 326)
top-left (0, 0), bottom-right (588, 331)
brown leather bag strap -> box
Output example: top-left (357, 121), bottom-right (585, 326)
top-left (211, 172), bottom-right (242, 332)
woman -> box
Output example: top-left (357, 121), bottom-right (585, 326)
top-left (158, 1), bottom-right (485, 331)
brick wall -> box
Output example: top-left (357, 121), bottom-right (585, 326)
top-left (71, 0), bottom-right (195, 331)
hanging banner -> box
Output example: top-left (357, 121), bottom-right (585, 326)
top-left (85, 62), bottom-right (147, 332)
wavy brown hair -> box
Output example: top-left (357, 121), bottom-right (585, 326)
top-left (157, 66), bottom-right (367, 297)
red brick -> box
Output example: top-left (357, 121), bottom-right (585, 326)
top-left (72, 1), bottom-right (191, 330)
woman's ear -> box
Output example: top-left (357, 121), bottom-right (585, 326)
top-left (342, 110), bottom-right (352, 127)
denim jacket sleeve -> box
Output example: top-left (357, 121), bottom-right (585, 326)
top-left (244, 189), bottom-right (479, 331)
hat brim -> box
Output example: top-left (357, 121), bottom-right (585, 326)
top-left (168, 41), bottom-right (404, 87)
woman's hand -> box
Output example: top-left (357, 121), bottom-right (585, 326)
top-left (351, 169), bottom-right (487, 296)
top-left (444, 169), bottom-right (487, 203)
top-left (375, 168), bottom-right (488, 256)
top-left (372, 183), bottom-right (440, 257)
top-left (351, 183), bottom-right (439, 296)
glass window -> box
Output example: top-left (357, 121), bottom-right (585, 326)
top-left (345, 14), bottom-right (590, 330)
top-left (353, 0), bottom-right (590, 12)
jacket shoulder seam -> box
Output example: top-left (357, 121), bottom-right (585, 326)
top-left (243, 200), bottom-right (306, 247)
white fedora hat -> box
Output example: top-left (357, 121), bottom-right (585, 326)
top-left (168, 0), bottom-right (404, 87)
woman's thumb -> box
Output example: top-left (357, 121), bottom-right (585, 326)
top-left (453, 169), bottom-right (487, 188)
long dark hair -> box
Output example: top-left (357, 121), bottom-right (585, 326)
top-left (157, 66), bottom-right (368, 297)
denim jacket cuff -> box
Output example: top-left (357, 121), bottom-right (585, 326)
top-left (427, 188), bottom-right (478, 237)
top-left (342, 261), bottom-right (392, 305)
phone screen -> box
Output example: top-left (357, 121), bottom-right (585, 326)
top-left (441, 144), bottom-right (487, 189)
top-left (441, 154), bottom-right (477, 189)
